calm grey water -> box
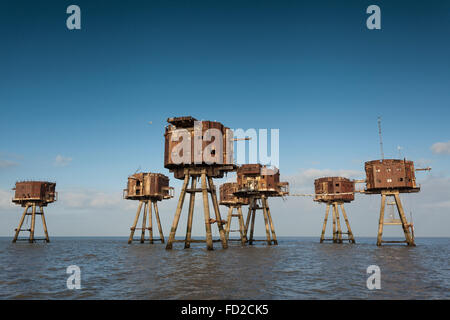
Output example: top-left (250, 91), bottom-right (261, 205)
top-left (0, 237), bottom-right (448, 299)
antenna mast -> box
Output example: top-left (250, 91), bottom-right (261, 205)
top-left (397, 146), bottom-right (403, 159)
top-left (378, 116), bottom-right (384, 159)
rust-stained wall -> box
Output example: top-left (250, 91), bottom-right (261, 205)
top-left (124, 172), bottom-right (172, 200)
top-left (219, 182), bottom-right (249, 205)
top-left (236, 164), bottom-right (289, 196)
top-left (13, 181), bottom-right (57, 204)
top-left (365, 159), bottom-right (418, 191)
top-left (314, 177), bottom-right (355, 203)
top-left (164, 116), bottom-right (234, 169)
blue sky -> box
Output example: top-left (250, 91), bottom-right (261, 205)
top-left (1, 0), bottom-right (449, 237)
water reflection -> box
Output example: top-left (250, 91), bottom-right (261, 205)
top-left (0, 237), bottom-right (448, 299)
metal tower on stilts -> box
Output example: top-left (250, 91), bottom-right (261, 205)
top-left (363, 117), bottom-right (430, 246)
top-left (315, 177), bottom-right (356, 244)
top-left (234, 164), bottom-right (289, 246)
top-left (364, 159), bottom-right (430, 246)
top-left (219, 182), bottom-right (248, 245)
top-left (163, 116), bottom-right (236, 250)
top-left (124, 172), bottom-right (174, 244)
top-left (12, 181), bottom-right (57, 243)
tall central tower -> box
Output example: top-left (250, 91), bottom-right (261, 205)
top-left (164, 116), bottom-right (236, 250)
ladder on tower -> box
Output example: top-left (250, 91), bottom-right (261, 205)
top-left (383, 201), bottom-right (402, 225)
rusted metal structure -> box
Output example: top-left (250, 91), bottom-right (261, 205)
top-left (164, 116), bottom-right (234, 179)
top-left (234, 164), bottom-right (289, 246)
top-left (314, 177), bottom-right (356, 244)
top-left (236, 164), bottom-right (289, 195)
top-left (364, 159), bottom-right (420, 246)
top-left (164, 116), bottom-right (236, 250)
top-left (365, 159), bottom-right (419, 192)
top-left (219, 182), bottom-right (249, 245)
top-left (124, 172), bottom-right (174, 244)
top-left (11, 181), bottom-right (57, 243)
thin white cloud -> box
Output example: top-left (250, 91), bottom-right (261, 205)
top-left (415, 158), bottom-right (433, 168)
top-left (59, 189), bottom-right (134, 211)
top-left (54, 155), bottom-right (72, 167)
top-left (423, 200), bottom-right (450, 209)
top-left (431, 141), bottom-right (450, 155)
top-left (0, 159), bottom-right (18, 168)
top-left (0, 189), bottom-right (15, 210)
top-left (283, 168), bottom-right (363, 193)
top-left (416, 175), bottom-right (450, 211)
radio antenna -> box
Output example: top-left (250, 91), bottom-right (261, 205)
top-left (378, 116), bottom-right (384, 159)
